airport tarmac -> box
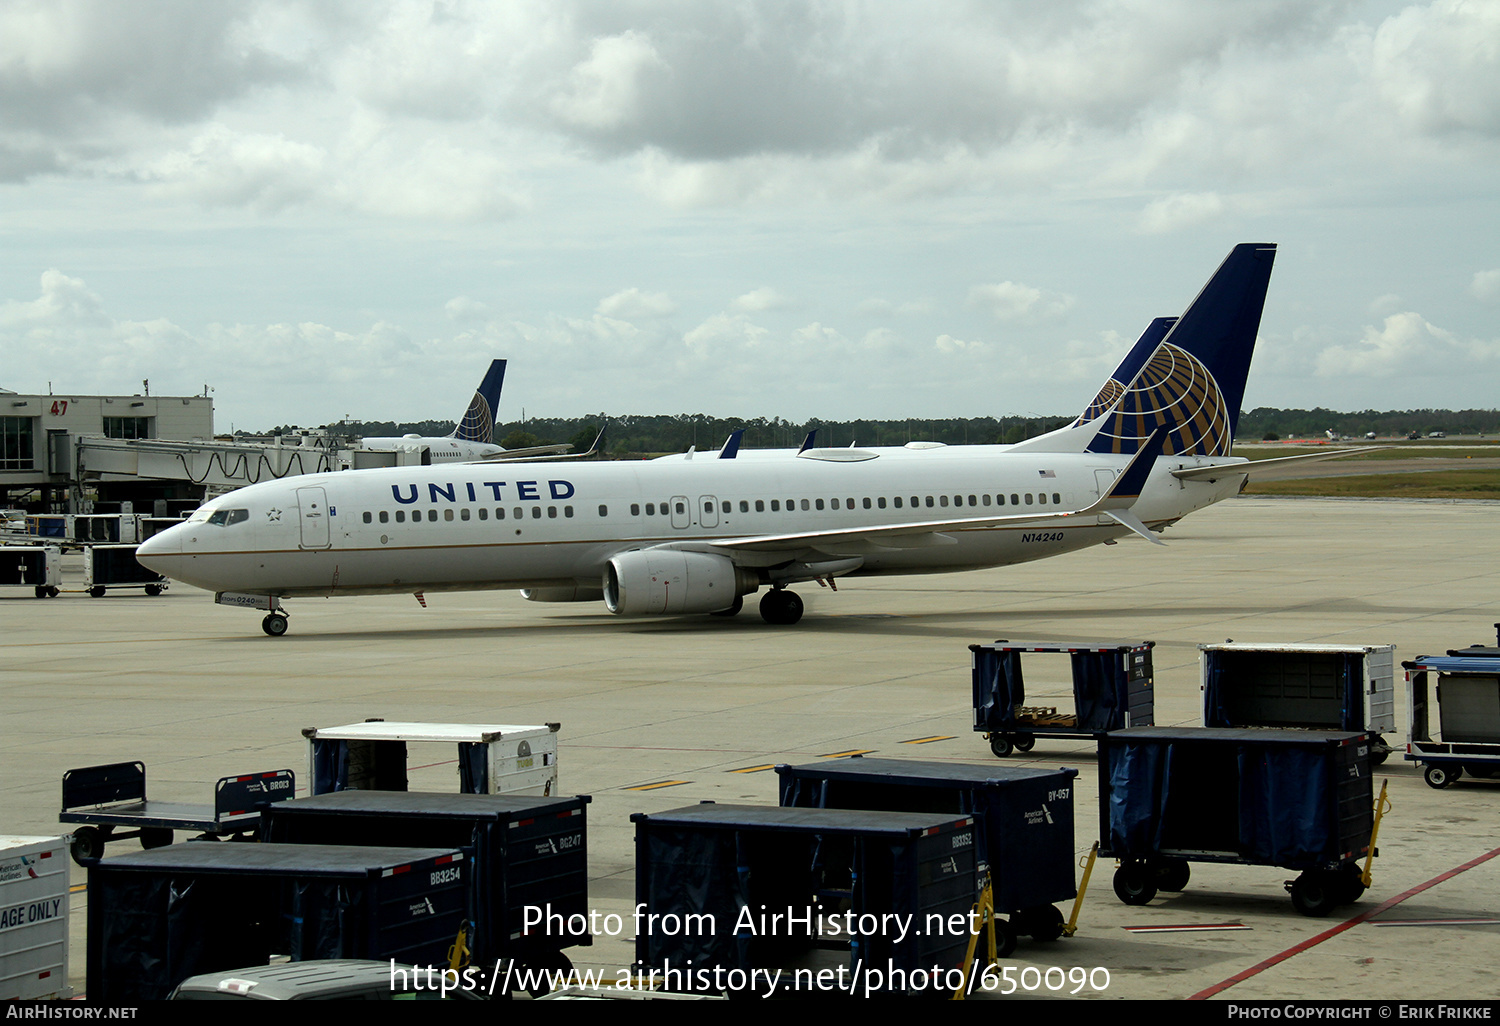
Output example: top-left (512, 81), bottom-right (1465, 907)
top-left (2, 495), bottom-right (1497, 1002)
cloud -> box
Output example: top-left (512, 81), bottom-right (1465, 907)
top-left (1312, 311), bottom-right (1500, 378)
top-left (967, 281), bottom-right (1073, 323)
top-left (1139, 192), bottom-right (1226, 234)
top-left (597, 287), bottom-right (676, 320)
top-left (728, 287), bottom-right (788, 313)
top-left (1470, 269), bottom-right (1500, 303)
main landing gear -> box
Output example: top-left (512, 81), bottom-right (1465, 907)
top-left (261, 612), bottom-right (289, 637)
top-left (759, 588), bottom-right (804, 626)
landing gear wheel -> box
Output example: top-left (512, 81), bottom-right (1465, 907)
top-left (711, 593), bottom-right (744, 617)
top-left (70, 827), bottom-right (104, 864)
top-left (1424, 764), bottom-right (1458, 789)
top-left (1014, 733), bottom-right (1036, 753)
top-left (140, 828), bottom-right (173, 850)
top-left (995, 916), bottom-right (1018, 958)
top-left (758, 589), bottom-right (804, 626)
top-left (262, 612), bottom-right (289, 637)
top-left (989, 734), bottom-right (1014, 758)
top-left (89, 586), bottom-right (106, 598)
top-left (144, 584), bottom-right (163, 597)
top-left (1156, 858), bottom-right (1191, 892)
top-left (1020, 904), bottom-right (1065, 942)
top-left (1113, 863), bottom-right (1158, 906)
top-left (1289, 871), bottom-right (1339, 917)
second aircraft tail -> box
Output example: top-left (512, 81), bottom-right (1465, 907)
top-left (452, 359), bottom-right (507, 444)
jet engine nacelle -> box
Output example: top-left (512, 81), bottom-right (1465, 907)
top-left (603, 548), bottom-right (758, 616)
top-left (521, 584), bottom-right (605, 603)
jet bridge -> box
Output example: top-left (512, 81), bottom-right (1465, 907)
top-left (73, 434), bottom-right (340, 490)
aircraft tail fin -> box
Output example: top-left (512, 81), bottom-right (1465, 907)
top-left (453, 359), bottom-right (507, 444)
top-left (1086, 243), bottom-right (1275, 456)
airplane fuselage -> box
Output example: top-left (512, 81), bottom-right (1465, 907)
top-left (139, 444), bottom-right (1245, 600)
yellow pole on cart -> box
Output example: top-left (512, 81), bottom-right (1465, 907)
top-left (1362, 779), bottom-right (1390, 888)
top-left (951, 873), bottom-right (998, 1000)
top-left (1063, 842), bottom-right (1099, 938)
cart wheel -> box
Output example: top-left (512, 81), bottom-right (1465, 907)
top-left (1289, 871), bottom-right (1340, 917)
top-left (88, 586), bottom-right (106, 598)
top-left (141, 828), bottom-right (174, 849)
top-left (988, 734), bottom-right (1014, 758)
top-left (1333, 864), bottom-right (1366, 904)
top-left (995, 916), bottom-right (1018, 957)
top-left (521, 951), bottom-right (573, 997)
top-left (1463, 764), bottom-right (1500, 779)
top-left (1369, 734), bottom-right (1389, 766)
top-left (1113, 864), bottom-right (1158, 906)
top-left (1424, 764), bottom-right (1457, 789)
top-left (70, 827), bottom-right (104, 864)
top-left (1156, 858), bottom-right (1191, 892)
top-left (1014, 733), bottom-right (1035, 753)
top-left (1020, 904), bottom-right (1065, 942)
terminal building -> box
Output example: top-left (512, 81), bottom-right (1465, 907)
top-left (1, 387), bottom-right (216, 513)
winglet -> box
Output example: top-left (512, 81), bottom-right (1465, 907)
top-left (797, 430), bottom-right (817, 454)
top-left (718, 429), bottom-right (744, 459)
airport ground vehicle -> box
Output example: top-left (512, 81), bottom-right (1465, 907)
top-left (59, 762), bottom-right (294, 863)
top-left (1403, 655), bottom-right (1500, 788)
top-left (1097, 727), bottom-right (1375, 917)
top-left (1200, 642), bottom-right (1396, 763)
top-left (972, 640), bottom-right (1154, 757)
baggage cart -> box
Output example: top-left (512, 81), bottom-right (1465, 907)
top-left (261, 790), bottom-right (591, 973)
top-left (1199, 642), bottom-right (1396, 762)
top-left (1097, 727), bottom-right (1374, 916)
top-left (303, 719), bottom-right (559, 796)
top-left (1403, 655), bottom-right (1500, 789)
top-left (86, 842), bottom-right (468, 1002)
top-left (59, 762), bottom-right (294, 864)
top-left (1444, 622), bottom-right (1500, 659)
top-left (972, 639), bottom-right (1154, 756)
top-left (0, 545), bottom-right (60, 598)
top-left (83, 543), bottom-right (167, 596)
top-left (631, 803), bottom-right (976, 996)
top-left (1, 836), bottom-right (70, 1000)
top-left (776, 757), bottom-right (1077, 954)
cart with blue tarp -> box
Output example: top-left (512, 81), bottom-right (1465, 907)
top-left (1403, 655), bottom-right (1500, 789)
top-left (59, 762), bottom-right (295, 864)
top-left (776, 757), bottom-right (1077, 955)
top-left (1097, 727), bottom-right (1374, 916)
top-left (972, 639), bottom-right (1154, 757)
top-left (1199, 642), bottom-right (1396, 763)
top-left (261, 790), bottom-right (591, 977)
top-left (631, 803), bottom-right (976, 997)
top-left (86, 842), bottom-right (469, 1002)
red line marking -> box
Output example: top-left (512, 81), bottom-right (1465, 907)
top-left (1191, 845), bottom-right (1500, 1000)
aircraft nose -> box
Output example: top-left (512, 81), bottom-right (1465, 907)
top-left (135, 526), bottom-right (180, 572)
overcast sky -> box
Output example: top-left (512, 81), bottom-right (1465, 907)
top-left (2, 0), bottom-right (1498, 431)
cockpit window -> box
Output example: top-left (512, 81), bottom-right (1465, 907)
top-left (206, 509), bottom-right (250, 527)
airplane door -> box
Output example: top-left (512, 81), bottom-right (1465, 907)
top-left (296, 486), bottom-right (332, 549)
top-left (1094, 470), bottom-right (1117, 525)
top-left (670, 495), bottom-right (691, 530)
top-left (699, 495), bottom-right (719, 529)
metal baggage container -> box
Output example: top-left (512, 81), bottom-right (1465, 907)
top-left (1403, 655), bottom-right (1500, 789)
top-left (0, 836), bottom-right (70, 1000)
top-left (86, 842), bottom-right (468, 1002)
top-left (632, 803), bottom-right (977, 996)
top-left (972, 639), bottom-right (1154, 757)
top-left (1097, 727), bottom-right (1374, 917)
top-left (776, 757), bottom-right (1076, 953)
top-left (262, 791), bottom-right (590, 970)
top-left (303, 720), bottom-right (560, 796)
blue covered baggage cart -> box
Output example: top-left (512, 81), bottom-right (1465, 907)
top-left (1097, 727), bottom-right (1375, 916)
top-left (86, 842), bottom-right (469, 1002)
top-left (261, 790), bottom-right (591, 977)
top-left (972, 640), bottom-right (1154, 757)
top-left (1403, 655), bottom-right (1500, 789)
top-left (631, 803), bottom-right (977, 997)
top-left (776, 757), bottom-right (1077, 954)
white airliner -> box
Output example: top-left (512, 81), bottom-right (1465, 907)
top-left (138, 244), bottom-right (1346, 636)
top-left (358, 359), bottom-right (572, 462)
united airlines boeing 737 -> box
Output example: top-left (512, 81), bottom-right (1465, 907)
top-left (138, 244), bottom-right (1331, 636)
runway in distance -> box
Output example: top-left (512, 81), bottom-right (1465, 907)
top-left (357, 359), bottom-right (572, 463)
top-left (140, 243), bottom-right (1338, 636)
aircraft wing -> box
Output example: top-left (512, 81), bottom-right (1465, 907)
top-left (713, 429), bottom-right (1166, 556)
top-left (1170, 446), bottom-right (1382, 482)
top-left (474, 443), bottom-right (573, 461)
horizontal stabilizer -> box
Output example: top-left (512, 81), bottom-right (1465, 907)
top-left (1170, 446), bottom-right (1379, 482)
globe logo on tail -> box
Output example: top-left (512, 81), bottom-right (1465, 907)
top-left (1086, 343), bottom-right (1232, 457)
